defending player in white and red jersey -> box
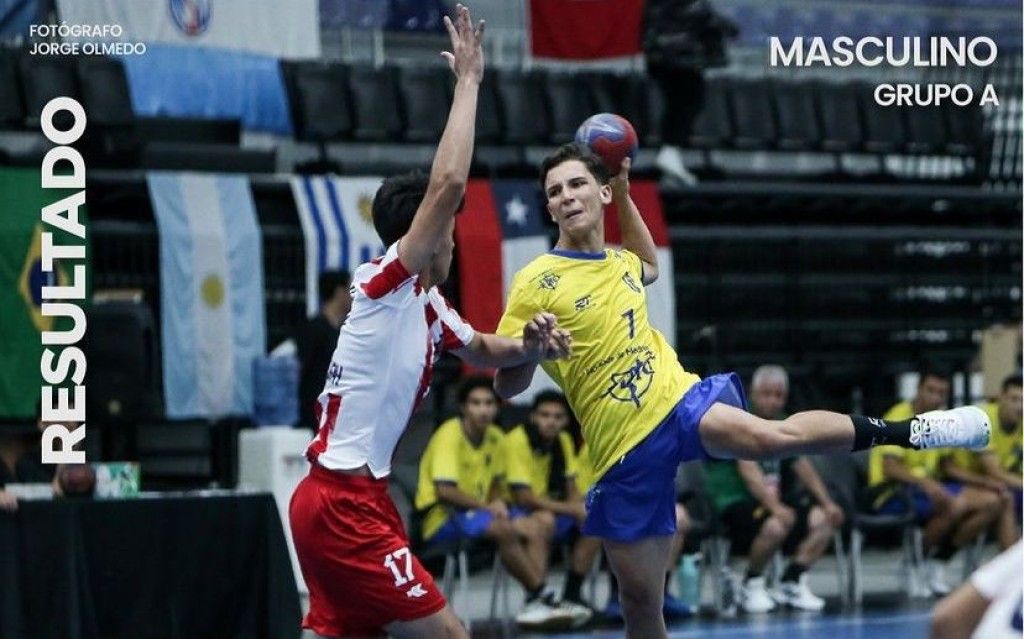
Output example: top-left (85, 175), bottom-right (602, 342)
top-left (288, 6), bottom-right (571, 638)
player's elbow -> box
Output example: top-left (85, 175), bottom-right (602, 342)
top-left (493, 370), bottom-right (526, 401)
top-left (641, 261), bottom-right (659, 285)
top-left (432, 172), bottom-right (467, 208)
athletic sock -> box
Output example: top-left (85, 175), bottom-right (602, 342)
top-left (563, 570), bottom-right (585, 603)
top-left (780, 561), bottom-right (808, 584)
top-left (745, 568), bottom-right (763, 581)
top-left (525, 584), bottom-right (544, 602)
top-left (850, 415), bottom-right (915, 451)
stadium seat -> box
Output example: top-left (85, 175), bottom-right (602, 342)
top-left (495, 69), bottom-right (550, 145)
top-left (85, 299), bottom-right (161, 424)
top-left (17, 53), bottom-right (80, 129)
top-left (943, 100), bottom-right (985, 157)
top-left (347, 64), bottom-right (404, 142)
top-left (815, 80), bottom-right (864, 153)
top-left (75, 56), bottom-right (140, 166)
top-left (542, 70), bottom-right (597, 145)
top-left (76, 57), bottom-right (134, 127)
top-left (687, 76), bottom-right (731, 150)
top-left (0, 49), bottom-right (24, 129)
top-left (772, 78), bottom-right (821, 151)
top-left (904, 106), bottom-right (947, 155)
top-left (858, 83), bottom-right (907, 154)
top-left (728, 78), bottom-right (776, 150)
top-left (397, 64), bottom-right (450, 143)
top-left (282, 61), bottom-right (354, 142)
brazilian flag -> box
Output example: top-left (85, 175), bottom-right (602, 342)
top-left (0, 167), bottom-right (89, 420)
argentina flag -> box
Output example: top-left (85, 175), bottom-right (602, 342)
top-left (290, 176), bottom-right (385, 317)
top-left (148, 173), bottom-right (267, 418)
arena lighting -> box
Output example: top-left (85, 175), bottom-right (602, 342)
top-left (38, 97), bottom-right (89, 464)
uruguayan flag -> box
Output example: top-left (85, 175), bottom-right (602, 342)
top-left (148, 173), bottom-right (266, 418)
top-left (291, 176), bottom-right (385, 317)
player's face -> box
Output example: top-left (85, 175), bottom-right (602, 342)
top-left (544, 160), bottom-right (612, 234)
top-left (462, 387), bottom-right (498, 432)
top-left (916, 376), bottom-right (950, 412)
top-left (429, 218), bottom-right (456, 284)
top-left (751, 380), bottom-right (787, 419)
top-left (531, 401), bottom-right (569, 441)
top-left (998, 384), bottom-right (1022, 430)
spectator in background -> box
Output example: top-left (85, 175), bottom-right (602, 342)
top-left (946, 374), bottom-right (1022, 550)
top-left (642, 0), bottom-right (737, 186)
top-left (414, 377), bottom-right (574, 629)
top-left (295, 269), bottom-right (351, 431)
top-left (502, 390), bottom-right (596, 626)
top-left (0, 416), bottom-right (74, 512)
top-left (867, 368), bottom-right (1004, 596)
top-left (705, 365), bottom-right (844, 613)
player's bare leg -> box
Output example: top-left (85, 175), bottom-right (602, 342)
top-left (698, 402), bottom-right (990, 460)
top-left (515, 510), bottom-right (554, 577)
top-left (384, 604), bottom-right (469, 639)
top-left (604, 535), bottom-right (673, 639)
top-left (486, 517), bottom-right (545, 591)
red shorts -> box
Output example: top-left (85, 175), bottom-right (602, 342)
top-left (289, 464), bottom-right (447, 637)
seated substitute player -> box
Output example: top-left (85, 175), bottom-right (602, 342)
top-left (705, 365), bottom-right (844, 613)
top-left (415, 377), bottom-right (574, 629)
top-left (947, 374), bottom-right (1022, 550)
top-left (868, 369), bottom-right (1004, 596)
top-left (492, 143), bottom-right (990, 639)
top-left (501, 390), bottom-right (598, 626)
top-left (288, 8), bottom-right (572, 639)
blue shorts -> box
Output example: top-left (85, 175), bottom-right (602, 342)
top-left (427, 509), bottom-right (499, 544)
top-left (508, 507), bottom-right (578, 542)
top-left (582, 372), bottom-right (747, 542)
top-left (876, 481), bottom-right (964, 522)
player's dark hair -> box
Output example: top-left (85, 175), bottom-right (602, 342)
top-left (317, 269), bottom-right (351, 305)
top-left (371, 170), bottom-right (465, 247)
top-left (918, 366), bottom-right (952, 386)
top-left (531, 390), bottom-right (569, 413)
top-left (527, 390), bottom-right (571, 500)
top-left (457, 375), bottom-right (497, 405)
top-left (1002, 374), bottom-right (1022, 393)
top-left (539, 143), bottom-right (611, 192)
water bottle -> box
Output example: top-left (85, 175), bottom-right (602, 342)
top-left (677, 553), bottom-right (701, 611)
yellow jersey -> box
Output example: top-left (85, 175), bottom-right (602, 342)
top-left (414, 417), bottom-right (505, 540)
top-left (497, 248), bottom-right (700, 482)
top-left (502, 425), bottom-right (577, 500)
top-left (953, 402), bottom-right (1023, 474)
top-left (868, 400), bottom-right (943, 486)
top-left (574, 442), bottom-right (596, 495)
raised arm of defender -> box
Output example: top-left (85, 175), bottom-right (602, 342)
top-left (397, 4), bottom-right (485, 276)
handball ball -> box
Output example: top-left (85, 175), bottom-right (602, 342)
top-left (574, 113), bottom-right (638, 174)
top-left (58, 464), bottom-right (96, 497)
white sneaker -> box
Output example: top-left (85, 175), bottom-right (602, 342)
top-left (556, 599), bottom-right (593, 628)
top-left (741, 576), bottom-right (777, 613)
top-left (515, 598), bottom-right (574, 629)
top-left (909, 406), bottom-right (991, 451)
top-left (773, 575), bottom-right (825, 611)
top-left (926, 559), bottom-right (952, 596)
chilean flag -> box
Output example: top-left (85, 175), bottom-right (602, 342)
top-left (455, 179), bottom-right (557, 401)
top-left (604, 181), bottom-right (676, 349)
top-left (529, 0), bottom-right (643, 60)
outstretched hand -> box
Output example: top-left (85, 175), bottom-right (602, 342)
top-left (441, 3), bottom-right (485, 83)
top-left (522, 312), bottom-right (572, 361)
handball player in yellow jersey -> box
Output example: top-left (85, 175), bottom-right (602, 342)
top-left (494, 143), bottom-right (992, 639)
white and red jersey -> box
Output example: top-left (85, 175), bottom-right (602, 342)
top-left (305, 242), bottom-right (476, 478)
